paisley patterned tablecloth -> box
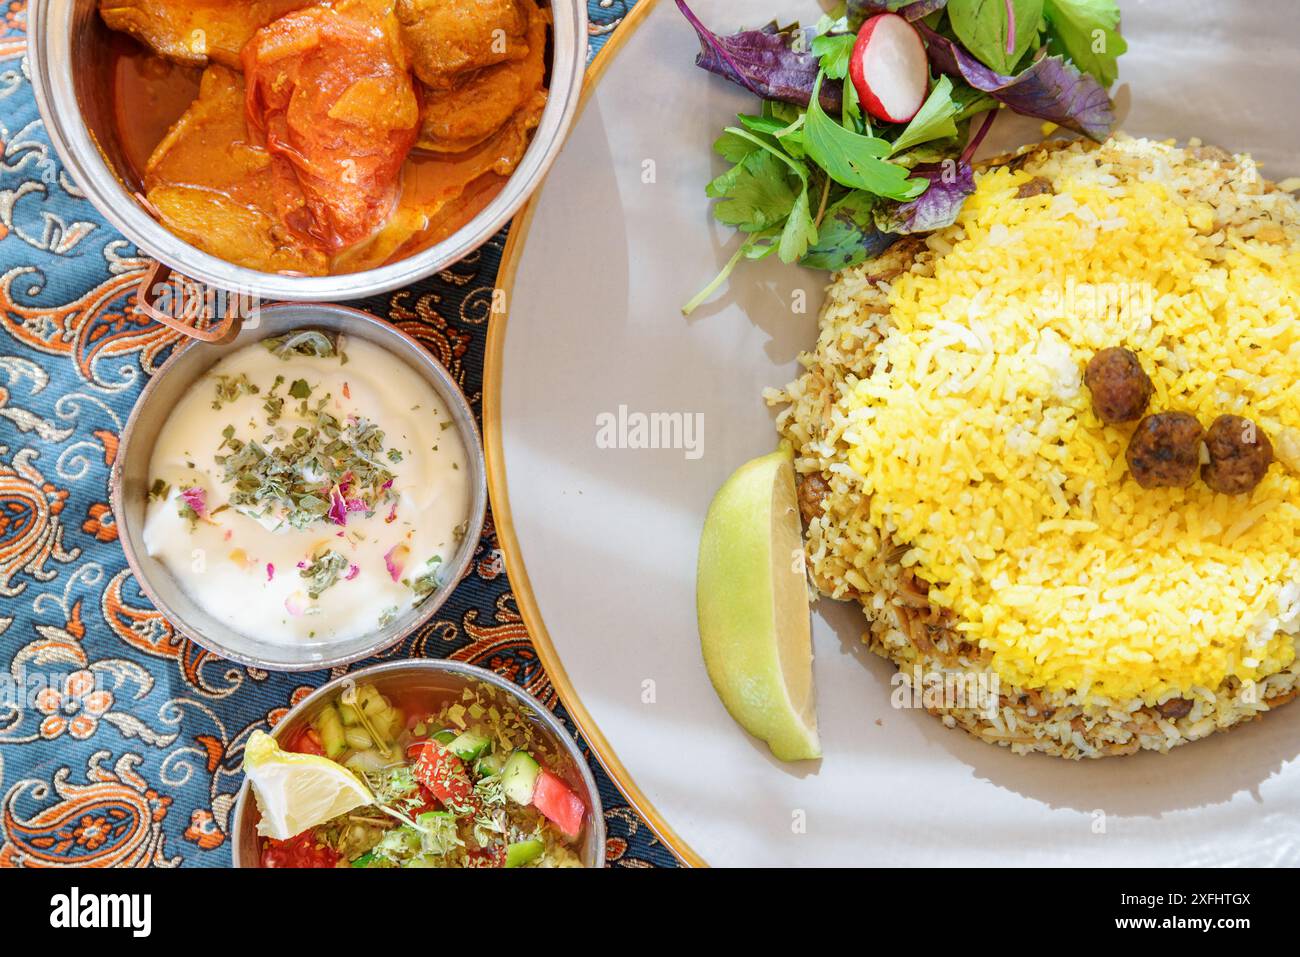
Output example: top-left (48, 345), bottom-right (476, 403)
top-left (0, 0), bottom-right (675, 868)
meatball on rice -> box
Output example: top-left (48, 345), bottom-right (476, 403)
top-left (1084, 347), bottom-right (1153, 424)
top-left (1126, 412), bottom-right (1205, 489)
top-left (1203, 414), bottom-right (1274, 495)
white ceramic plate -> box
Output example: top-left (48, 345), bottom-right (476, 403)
top-left (488, 0), bottom-right (1300, 866)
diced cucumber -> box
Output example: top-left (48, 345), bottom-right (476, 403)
top-left (447, 730), bottom-right (490, 761)
top-left (350, 852), bottom-right (378, 868)
top-left (338, 702), bottom-right (360, 726)
top-left (501, 751), bottom-right (541, 805)
top-left (351, 684), bottom-right (401, 750)
top-left (416, 811), bottom-right (461, 856)
top-left (344, 727), bottom-right (373, 751)
top-left (431, 728), bottom-right (458, 746)
top-left (343, 749), bottom-right (389, 774)
top-left (313, 705), bottom-right (346, 759)
top-left (355, 685), bottom-right (388, 715)
top-left (504, 839), bottom-right (544, 868)
top-left (474, 752), bottom-right (505, 778)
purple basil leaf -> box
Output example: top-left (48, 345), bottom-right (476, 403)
top-left (848, 0), bottom-right (947, 26)
top-left (903, 0), bottom-right (950, 19)
top-left (676, 0), bottom-right (842, 113)
top-left (919, 24), bottom-right (1114, 141)
top-left (874, 160), bottom-right (975, 233)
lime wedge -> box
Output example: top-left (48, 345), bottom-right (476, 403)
top-left (697, 446), bottom-right (821, 761)
top-left (243, 729), bottom-right (373, 839)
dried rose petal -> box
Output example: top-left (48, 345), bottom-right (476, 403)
top-left (384, 543), bottom-right (410, 582)
top-left (328, 485), bottom-right (349, 526)
top-left (179, 486), bottom-right (207, 518)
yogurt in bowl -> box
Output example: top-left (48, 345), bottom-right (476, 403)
top-left (143, 330), bottom-right (470, 644)
top-left (112, 304), bottom-right (487, 671)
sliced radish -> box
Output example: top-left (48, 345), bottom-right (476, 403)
top-left (849, 13), bottom-right (929, 124)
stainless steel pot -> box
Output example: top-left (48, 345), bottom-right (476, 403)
top-left (110, 303), bottom-right (488, 671)
top-left (230, 660), bottom-right (607, 867)
top-left (26, 0), bottom-right (586, 331)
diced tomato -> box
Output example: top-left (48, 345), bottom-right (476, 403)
top-left (409, 784), bottom-right (441, 817)
top-left (260, 831), bottom-right (340, 868)
top-left (410, 740), bottom-right (478, 814)
top-left (531, 770), bottom-right (586, 839)
top-left (287, 727), bottom-right (325, 757)
top-left (465, 846), bottom-right (506, 868)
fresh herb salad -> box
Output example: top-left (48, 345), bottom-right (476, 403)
top-left (676, 0), bottom-right (1127, 313)
top-left (245, 681), bottom-right (588, 868)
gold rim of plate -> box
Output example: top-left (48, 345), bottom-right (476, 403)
top-left (483, 0), bottom-right (708, 868)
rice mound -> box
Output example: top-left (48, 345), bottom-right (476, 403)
top-left (770, 134), bottom-right (1300, 758)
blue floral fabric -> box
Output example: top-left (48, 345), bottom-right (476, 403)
top-left (0, 0), bottom-right (675, 868)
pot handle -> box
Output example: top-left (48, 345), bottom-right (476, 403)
top-left (134, 260), bottom-right (244, 344)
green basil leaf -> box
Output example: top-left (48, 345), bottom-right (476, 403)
top-left (948, 0), bottom-right (1044, 75)
top-left (889, 76), bottom-right (961, 155)
top-left (1042, 0), bottom-right (1126, 86)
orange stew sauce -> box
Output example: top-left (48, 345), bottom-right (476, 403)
top-left (108, 38), bottom-right (513, 275)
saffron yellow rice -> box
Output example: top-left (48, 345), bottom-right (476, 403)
top-left (770, 134), bottom-right (1300, 757)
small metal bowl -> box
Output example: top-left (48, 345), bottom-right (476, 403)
top-left (231, 660), bottom-right (607, 867)
top-left (110, 303), bottom-right (488, 671)
top-left (25, 0), bottom-right (586, 303)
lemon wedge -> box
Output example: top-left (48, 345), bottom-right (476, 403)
top-left (243, 729), bottom-right (373, 839)
top-left (697, 446), bottom-right (820, 761)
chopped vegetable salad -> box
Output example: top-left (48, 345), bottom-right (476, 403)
top-left (251, 681), bottom-right (587, 868)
